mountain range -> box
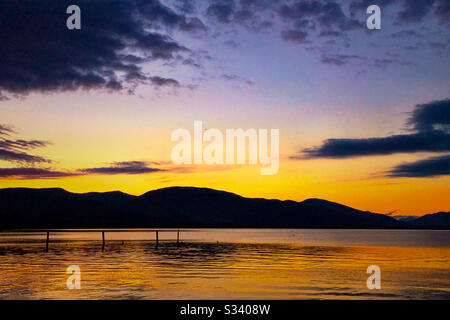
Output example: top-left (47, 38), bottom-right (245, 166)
top-left (0, 187), bottom-right (448, 230)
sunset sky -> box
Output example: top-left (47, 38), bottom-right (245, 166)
top-left (0, 0), bottom-right (449, 215)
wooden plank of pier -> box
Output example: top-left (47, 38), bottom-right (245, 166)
top-left (45, 231), bottom-right (49, 252)
top-left (3, 229), bottom-right (186, 251)
top-left (7, 229), bottom-right (183, 233)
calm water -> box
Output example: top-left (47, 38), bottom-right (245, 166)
top-left (0, 229), bottom-right (449, 300)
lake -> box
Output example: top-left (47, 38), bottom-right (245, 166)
top-left (0, 229), bottom-right (449, 299)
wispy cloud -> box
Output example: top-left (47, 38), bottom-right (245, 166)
top-left (0, 124), bottom-right (16, 136)
top-left (0, 160), bottom-right (166, 180)
top-left (0, 124), bottom-right (51, 164)
top-left (80, 161), bottom-right (164, 175)
top-left (222, 74), bottom-right (254, 85)
top-left (0, 139), bottom-right (50, 151)
top-left (0, 168), bottom-right (77, 179)
top-left (0, 149), bottom-right (50, 164)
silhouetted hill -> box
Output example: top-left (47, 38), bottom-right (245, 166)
top-left (409, 212), bottom-right (450, 228)
top-left (0, 187), bottom-right (412, 229)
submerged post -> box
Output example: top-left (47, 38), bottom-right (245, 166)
top-left (155, 230), bottom-right (159, 248)
top-left (177, 229), bottom-right (180, 247)
top-left (102, 231), bottom-right (105, 251)
top-left (45, 231), bottom-right (49, 252)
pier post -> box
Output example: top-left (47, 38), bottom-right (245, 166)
top-left (155, 231), bottom-right (159, 248)
top-left (102, 231), bottom-right (105, 251)
top-left (45, 231), bottom-right (49, 252)
top-left (177, 229), bottom-right (180, 247)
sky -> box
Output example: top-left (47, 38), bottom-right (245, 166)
top-left (0, 0), bottom-right (449, 215)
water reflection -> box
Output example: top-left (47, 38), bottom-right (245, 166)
top-left (0, 230), bottom-right (449, 300)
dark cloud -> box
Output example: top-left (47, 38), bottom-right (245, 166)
top-left (149, 76), bottom-right (180, 87)
top-left (320, 54), bottom-right (364, 66)
top-left (398, 0), bottom-right (436, 23)
top-left (179, 17), bottom-right (207, 33)
top-left (388, 29), bottom-right (422, 39)
top-left (281, 29), bottom-right (309, 43)
top-left (279, 1), bottom-right (361, 39)
top-left (351, 0), bottom-right (449, 23)
top-left (207, 2), bottom-right (235, 23)
top-left (0, 0), bottom-right (447, 97)
top-left (80, 161), bottom-right (164, 175)
top-left (0, 168), bottom-right (77, 179)
top-left (406, 99), bottom-right (450, 132)
top-left (203, 0), bottom-right (447, 45)
top-left (387, 155), bottom-right (450, 178)
top-left (435, 0), bottom-right (450, 23)
top-left (133, 32), bottom-right (187, 60)
top-left (175, 0), bottom-right (197, 14)
top-left (320, 56), bottom-right (346, 66)
top-left (234, 9), bottom-right (253, 22)
top-left (0, 149), bottom-right (50, 164)
top-left (404, 45), bottom-right (418, 51)
top-left (0, 0), bottom-right (205, 99)
top-left (205, 0), bottom-right (275, 31)
top-left (297, 130), bottom-right (450, 159)
top-left (0, 124), bottom-right (164, 178)
top-left (294, 99), bottom-right (450, 159)
top-left (182, 58), bottom-right (202, 69)
top-left (222, 74), bottom-right (254, 85)
top-left (0, 124), bottom-right (51, 164)
top-left (0, 160), bottom-right (166, 179)
top-left (319, 31), bottom-right (343, 37)
top-left (0, 124), bottom-right (16, 136)
top-left (0, 139), bottom-right (50, 151)
top-left (350, 0), bottom-right (396, 12)
top-left (429, 42), bottom-right (447, 49)
top-left (223, 40), bottom-right (240, 48)
top-left (201, 0), bottom-right (448, 70)
top-left (370, 57), bottom-right (416, 68)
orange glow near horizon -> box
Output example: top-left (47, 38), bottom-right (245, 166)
top-left (1, 91), bottom-right (449, 217)
top-left (1, 157), bottom-right (448, 216)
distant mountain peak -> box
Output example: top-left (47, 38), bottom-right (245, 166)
top-left (410, 211), bottom-right (450, 228)
top-left (140, 186), bottom-right (243, 199)
top-left (300, 198), bottom-right (364, 212)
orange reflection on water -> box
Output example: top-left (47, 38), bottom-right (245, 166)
top-left (0, 230), bottom-right (449, 299)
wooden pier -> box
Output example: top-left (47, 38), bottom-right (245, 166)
top-left (5, 229), bottom-right (183, 251)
